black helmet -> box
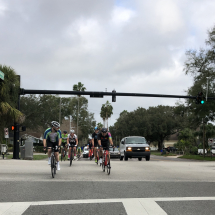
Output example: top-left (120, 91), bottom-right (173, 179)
top-left (63, 130), bottom-right (67, 134)
top-left (51, 121), bottom-right (60, 128)
top-left (101, 128), bottom-right (107, 133)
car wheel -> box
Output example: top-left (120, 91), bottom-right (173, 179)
top-left (124, 152), bottom-right (128, 161)
top-left (138, 158), bottom-right (142, 161)
top-left (145, 155), bottom-right (150, 161)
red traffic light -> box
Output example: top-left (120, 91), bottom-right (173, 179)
top-left (11, 126), bottom-right (15, 131)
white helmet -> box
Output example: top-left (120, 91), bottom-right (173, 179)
top-left (70, 130), bottom-right (75, 133)
top-left (88, 134), bottom-right (92, 140)
top-left (51, 121), bottom-right (60, 128)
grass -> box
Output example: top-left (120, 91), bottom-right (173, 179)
top-left (150, 151), bottom-right (177, 156)
top-left (178, 154), bottom-right (215, 161)
top-left (3, 154), bottom-right (48, 160)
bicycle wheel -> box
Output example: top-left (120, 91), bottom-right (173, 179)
top-left (54, 160), bottom-right (56, 174)
top-left (51, 155), bottom-right (55, 178)
top-left (70, 152), bottom-right (72, 166)
top-left (107, 155), bottom-right (111, 175)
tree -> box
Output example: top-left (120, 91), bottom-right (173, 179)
top-left (0, 65), bottom-right (24, 142)
top-left (73, 82), bottom-right (86, 138)
top-left (184, 25), bottom-right (215, 125)
top-left (100, 101), bottom-right (113, 129)
top-left (97, 122), bottom-right (103, 129)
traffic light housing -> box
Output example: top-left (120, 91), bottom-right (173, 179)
top-left (112, 90), bottom-right (116, 102)
top-left (195, 92), bottom-right (205, 104)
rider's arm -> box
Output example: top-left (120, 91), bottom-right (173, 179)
top-left (98, 140), bottom-right (101, 146)
top-left (109, 135), bottom-right (113, 146)
top-left (92, 138), bottom-right (94, 147)
top-left (43, 139), bottom-right (47, 147)
top-left (76, 138), bottom-right (78, 146)
top-left (67, 135), bottom-right (69, 145)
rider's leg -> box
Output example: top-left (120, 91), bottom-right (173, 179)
top-left (74, 147), bottom-right (76, 157)
top-left (55, 152), bottom-right (59, 162)
top-left (99, 147), bottom-right (103, 163)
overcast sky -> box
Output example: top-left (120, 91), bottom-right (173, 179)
top-left (1, 0), bottom-right (215, 127)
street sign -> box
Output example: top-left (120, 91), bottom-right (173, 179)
top-left (0, 71), bottom-right (4, 81)
top-left (4, 128), bottom-right (9, 138)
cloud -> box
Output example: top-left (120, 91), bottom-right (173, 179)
top-left (0, 0), bottom-right (215, 126)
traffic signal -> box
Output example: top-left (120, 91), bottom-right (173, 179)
top-left (11, 125), bottom-right (15, 131)
top-left (195, 92), bottom-right (205, 104)
top-left (112, 90), bottom-right (116, 102)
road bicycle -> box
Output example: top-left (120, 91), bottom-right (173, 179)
top-left (61, 145), bottom-right (67, 162)
top-left (44, 145), bottom-right (58, 178)
top-left (101, 148), bottom-right (111, 175)
top-left (69, 144), bottom-right (77, 166)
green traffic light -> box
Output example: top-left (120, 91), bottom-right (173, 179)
top-left (201, 100), bottom-right (205, 104)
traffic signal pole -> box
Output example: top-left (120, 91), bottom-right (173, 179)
top-left (13, 93), bottom-right (20, 159)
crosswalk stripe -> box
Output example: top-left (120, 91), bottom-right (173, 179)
top-left (1, 197), bottom-right (215, 215)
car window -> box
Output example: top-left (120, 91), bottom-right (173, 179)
top-left (125, 137), bottom-right (146, 144)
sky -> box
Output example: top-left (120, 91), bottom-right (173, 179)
top-left (0, 0), bottom-right (215, 128)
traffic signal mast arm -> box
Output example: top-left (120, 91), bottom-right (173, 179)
top-left (20, 88), bottom-right (215, 100)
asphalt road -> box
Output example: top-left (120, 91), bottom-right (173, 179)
top-left (1, 155), bottom-right (215, 215)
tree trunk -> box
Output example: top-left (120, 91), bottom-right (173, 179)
top-left (103, 118), bottom-right (105, 127)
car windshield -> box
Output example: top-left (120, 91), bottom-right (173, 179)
top-left (125, 137), bottom-right (147, 144)
top-left (109, 147), bottom-right (118, 151)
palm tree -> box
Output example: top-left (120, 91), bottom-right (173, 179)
top-left (0, 65), bottom-right (24, 141)
top-left (73, 82), bottom-right (86, 137)
top-left (100, 101), bottom-right (113, 130)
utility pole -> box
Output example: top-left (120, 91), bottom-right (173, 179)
top-left (59, 97), bottom-right (61, 123)
top-left (77, 96), bottom-right (79, 138)
top-left (206, 77), bottom-right (209, 101)
top-left (203, 118), bottom-right (206, 158)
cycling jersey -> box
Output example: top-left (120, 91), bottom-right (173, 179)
top-left (92, 132), bottom-right (99, 147)
top-left (62, 133), bottom-right (68, 143)
top-left (44, 128), bottom-right (62, 142)
top-left (98, 132), bottom-right (112, 150)
top-left (68, 133), bottom-right (77, 146)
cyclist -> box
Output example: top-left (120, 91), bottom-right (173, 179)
top-left (98, 128), bottom-right (113, 165)
top-left (43, 121), bottom-right (62, 170)
top-left (92, 126), bottom-right (99, 163)
top-left (61, 131), bottom-right (68, 159)
top-left (87, 137), bottom-right (93, 159)
top-left (67, 130), bottom-right (78, 160)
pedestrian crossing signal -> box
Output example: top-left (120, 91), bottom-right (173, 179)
top-left (11, 126), bottom-right (15, 131)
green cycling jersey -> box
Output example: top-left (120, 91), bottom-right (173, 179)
top-left (62, 133), bottom-right (68, 143)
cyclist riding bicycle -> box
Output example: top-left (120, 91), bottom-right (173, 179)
top-left (92, 126), bottom-right (99, 163)
top-left (61, 130), bottom-right (68, 158)
top-left (87, 137), bottom-right (93, 159)
top-left (67, 130), bottom-right (78, 160)
top-left (43, 121), bottom-right (62, 170)
top-left (98, 127), bottom-right (113, 164)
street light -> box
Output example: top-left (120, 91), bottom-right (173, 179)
top-left (206, 77), bottom-right (209, 101)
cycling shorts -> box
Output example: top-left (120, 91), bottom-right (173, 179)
top-left (100, 143), bottom-right (109, 151)
top-left (94, 142), bottom-right (98, 147)
top-left (61, 142), bottom-right (67, 148)
top-left (47, 141), bottom-right (59, 152)
top-left (69, 143), bottom-right (76, 148)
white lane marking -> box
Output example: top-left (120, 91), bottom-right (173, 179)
top-left (1, 202), bottom-right (31, 215)
top-left (1, 197), bottom-right (215, 215)
top-left (122, 199), bottom-right (148, 215)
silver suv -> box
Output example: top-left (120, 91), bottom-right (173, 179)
top-left (119, 136), bottom-right (150, 161)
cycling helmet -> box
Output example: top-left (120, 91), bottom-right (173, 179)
top-left (94, 126), bottom-right (99, 130)
top-left (101, 128), bottom-right (107, 133)
top-left (51, 121), bottom-right (60, 128)
top-left (63, 130), bottom-right (67, 134)
top-left (70, 129), bottom-right (75, 133)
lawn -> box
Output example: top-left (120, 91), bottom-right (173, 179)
top-left (3, 154), bottom-right (48, 160)
top-left (178, 154), bottom-right (215, 161)
top-left (150, 151), bottom-right (177, 156)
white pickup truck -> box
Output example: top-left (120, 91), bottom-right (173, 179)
top-left (198, 149), bottom-right (207, 155)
